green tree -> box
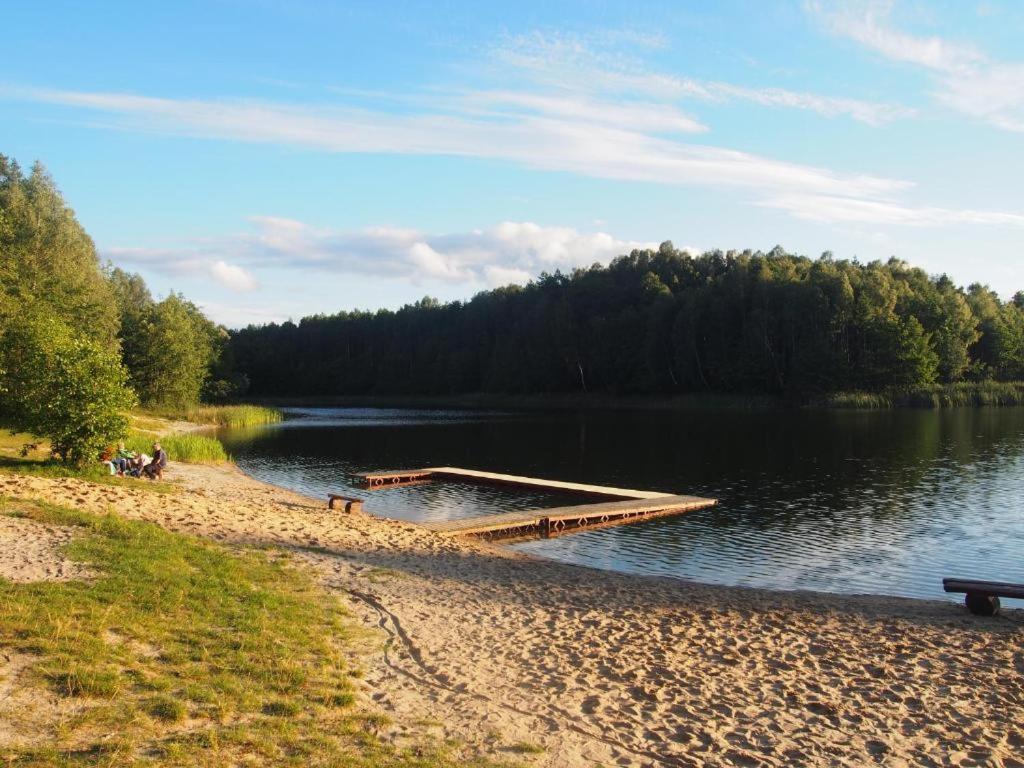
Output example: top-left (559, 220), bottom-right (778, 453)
top-left (133, 293), bottom-right (218, 410)
top-left (0, 157), bottom-right (117, 348)
top-left (0, 312), bottom-right (133, 465)
top-left (108, 267), bottom-right (155, 391)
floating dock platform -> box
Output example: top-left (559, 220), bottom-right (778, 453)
top-left (354, 467), bottom-right (717, 540)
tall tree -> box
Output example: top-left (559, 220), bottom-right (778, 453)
top-left (132, 294), bottom-right (218, 411)
top-left (0, 157), bottom-right (117, 347)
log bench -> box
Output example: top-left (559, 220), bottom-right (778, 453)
top-left (943, 578), bottom-right (1024, 616)
top-left (328, 494), bottom-right (364, 514)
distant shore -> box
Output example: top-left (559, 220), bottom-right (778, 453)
top-left (251, 379), bottom-right (1024, 412)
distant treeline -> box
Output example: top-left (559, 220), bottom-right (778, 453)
top-left (231, 244), bottom-right (1024, 400)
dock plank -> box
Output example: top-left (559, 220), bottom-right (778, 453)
top-left (358, 466), bottom-right (671, 499)
top-left (423, 494), bottom-right (717, 537)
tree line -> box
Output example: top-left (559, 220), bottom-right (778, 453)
top-left (4, 153), bottom-right (1023, 461)
top-left (231, 244), bottom-right (1024, 399)
top-left (0, 156), bottom-right (239, 463)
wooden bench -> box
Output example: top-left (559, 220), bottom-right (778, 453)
top-left (327, 494), bottom-right (364, 514)
top-left (943, 578), bottom-right (1024, 616)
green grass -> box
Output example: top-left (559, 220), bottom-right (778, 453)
top-left (125, 432), bottom-right (229, 464)
top-left (179, 405), bottom-right (283, 429)
top-left (823, 381), bottom-right (1024, 409)
top-left (0, 426), bottom-right (176, 492)
top-left (0, 498), bottom-right (511, 767)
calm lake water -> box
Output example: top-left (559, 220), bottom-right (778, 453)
top-left (220, 406), bottom-right (1024, 604)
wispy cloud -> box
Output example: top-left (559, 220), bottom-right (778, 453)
top-left (809, 0), bottom-right (1024, 132)
top-left (760, 194), bottom-right (1024, 227)
top-left (3, 22), bottom-right (1021, 231)
top-left (492, 31), bottom-right (916, 126)
top-left (1, 83), bottom-right (910, 202)
top-left (105, 219), bottom-right (657, 289)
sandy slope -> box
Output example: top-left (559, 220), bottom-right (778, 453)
top-left (1, 465), bottom-right (1021, 767)
top-left (0, 514), bottom-right (92, 583)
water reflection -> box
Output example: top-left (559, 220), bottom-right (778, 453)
top-left (220, 407), bottom-right (1024, 603)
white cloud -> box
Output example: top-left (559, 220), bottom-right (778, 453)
top-left (1, 84), bottom-right (908, 200)
top-left (107, 219), bottom-right (657, 288)
top-left (459, 89), bottom-right (708, 134)
top-left (209, 260), bottom-right (259, 291)
top-left (492, 31), bottom-right (915, 126)
top-left (809, 0), bottom-right (1024, 132)
top-left (760, 194), bottom-right (1024, 226)
top-left (105, 246), bottom-right (259, 292)
top-left (4, 25), bottom-right (1019, 232)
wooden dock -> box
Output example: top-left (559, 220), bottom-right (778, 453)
top-left (422, 495), bottom-right (717, 539)
top-left (354, 467), bottom-right (717, 540)
top-left (356, 467), bottom-right (672, 499)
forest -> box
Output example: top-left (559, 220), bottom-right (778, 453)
top-left (231, 244), bottom-right (1024, 401)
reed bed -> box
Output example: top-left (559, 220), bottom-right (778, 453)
top-left (126, 433), bottom-right (229, 463)
top-left (822, 381), bottom-right (1024, 409)
top-left (181, 404), bottom-right (283, 428)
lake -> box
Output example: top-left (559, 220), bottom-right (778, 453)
top-left (219, 406), bottom-right (1024, 604)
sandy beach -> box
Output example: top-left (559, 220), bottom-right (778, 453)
top-left (1, 464), bottom-right (1021, 767)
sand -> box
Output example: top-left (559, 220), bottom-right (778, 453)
top-left (0, 514), bottom-right (92, 583)
top-left (1, 465), bottom-right (1021, 767)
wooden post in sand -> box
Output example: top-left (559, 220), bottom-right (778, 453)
top-left (328, 494), bottom-right (364, 514)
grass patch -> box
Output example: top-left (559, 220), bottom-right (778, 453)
top-left (125, 432), bottom-right (229, 464)
top-left (0, 425), bottom-right (176, 492)
top-left (0, 498), bottom-right (508, 767)
top-left (144, 695), bottom-right (188, 723)
top-left (180, 405), bottom-right (283, 429)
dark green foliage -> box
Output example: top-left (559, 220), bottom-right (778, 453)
top-left (231, 245), bottom-right (1023, 400)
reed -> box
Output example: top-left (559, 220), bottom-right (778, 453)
top-left (126, 432), bottom-right (229, 463)
top-left (182, 404), bottom-right (283, 428)
top-left (823, 381), bottom-right (1024, 409)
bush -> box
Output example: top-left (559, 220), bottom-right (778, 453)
top-left (0, 312), bottom-right (134, 465)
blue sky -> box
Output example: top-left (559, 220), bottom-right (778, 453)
top-left (4, 0), bottom-right (1023, 327)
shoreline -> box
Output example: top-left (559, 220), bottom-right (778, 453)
top-left (3, 455), bottom-right (1021, 765)
top-left (250, 382), bottom-right (1024, 412)
top-left (234, 457), bottom-right (974, 611)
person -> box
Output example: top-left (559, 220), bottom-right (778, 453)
top-left (99, 446), bottom-right (116, 475)
top-left (112, 441), bottom-right (135, 475)
top-left (142, 442), bottom-right (168, 480)
top-left (127, 452), bottom-right (149, 478)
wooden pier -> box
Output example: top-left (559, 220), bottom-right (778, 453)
top-left (354, 467), bottom-right (718, 540)
top-left (423, 494), bottom-right (717, 539)
top-left (356, 467), bottom-right (671, 499)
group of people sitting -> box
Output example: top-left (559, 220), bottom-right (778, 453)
top-left (100, 441), bottom-right (168, 480)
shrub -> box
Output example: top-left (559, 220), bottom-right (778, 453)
top-left (0, 312), bottom-right (134, 465)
